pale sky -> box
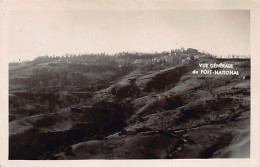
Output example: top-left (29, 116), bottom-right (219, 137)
top-left (8, 10), bottom-right (249, 62)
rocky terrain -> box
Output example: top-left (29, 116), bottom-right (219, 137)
top-left (9, 53), bottom-right (250, 159)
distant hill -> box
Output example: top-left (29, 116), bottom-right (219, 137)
top-left (9, 49), bottom-right (250, 159)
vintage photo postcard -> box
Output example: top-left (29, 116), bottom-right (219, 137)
top-left (0, 0), bottom-right (260, 167)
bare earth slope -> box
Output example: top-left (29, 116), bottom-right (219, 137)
top-left (9, 57), bottom-right (250, 159)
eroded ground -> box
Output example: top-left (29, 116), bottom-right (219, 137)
top-left (9, 58), bottom-right (250, 159)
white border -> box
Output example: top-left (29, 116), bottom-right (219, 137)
top-left (1, 0), bottom-right (260, 167)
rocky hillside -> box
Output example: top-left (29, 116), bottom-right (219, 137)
top-left (9, 56), bottom-right (250, 159)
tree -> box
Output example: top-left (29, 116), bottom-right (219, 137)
top-left (190, 55), bottom-right (195, 61)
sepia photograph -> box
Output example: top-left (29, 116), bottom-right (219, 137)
top-left (1, 0), bottom-right (260, 166)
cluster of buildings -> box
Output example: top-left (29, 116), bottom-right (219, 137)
top-left (115, 48), bottom-right (210, 67)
